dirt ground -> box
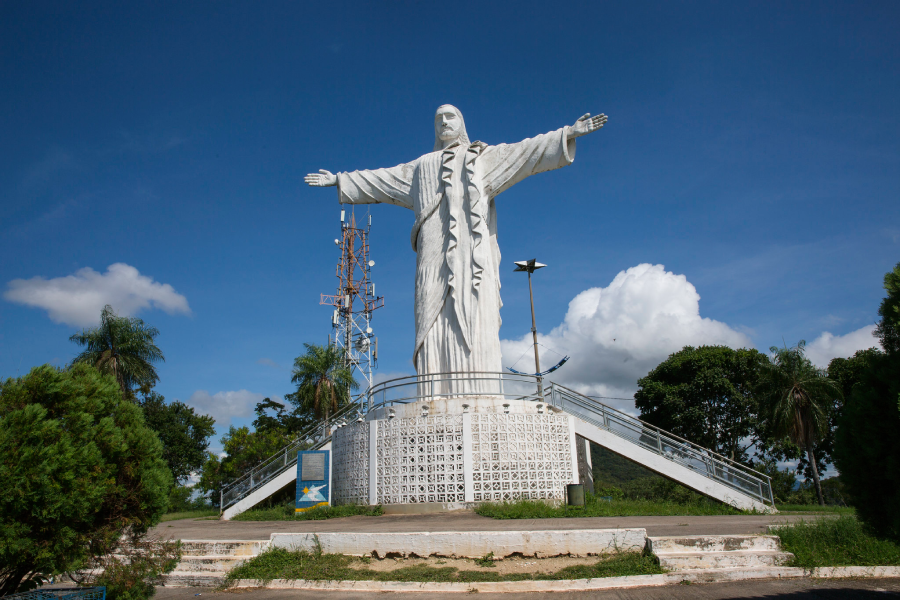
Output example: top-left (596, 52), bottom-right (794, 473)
top-left (348, 553), bottom-right (603, 575)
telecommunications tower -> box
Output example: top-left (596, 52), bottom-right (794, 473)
top-left (320, 209), bottom-right (384, 394)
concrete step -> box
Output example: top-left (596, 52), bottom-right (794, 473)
top-left (178, 540), bottom-right (268, 557)
top-left (648, 535), bottom-right (780, 554)
top-left (657, 550), bottom-right (794, 571)
top-left (175, 556), bottom-right (249, 573)
top-left (162, 571), bottom-right (225, 588)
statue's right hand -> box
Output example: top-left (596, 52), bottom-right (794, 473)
top-left (304, 169), bottom-right (337, 187)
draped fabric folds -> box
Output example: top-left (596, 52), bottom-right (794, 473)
top-left (336, 127), bottom-right (577, 378)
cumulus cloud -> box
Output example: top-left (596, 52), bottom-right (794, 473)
top-left (186, 389), bottom-right (270, 427)
top-left (4, 263), bottom-right (191, 327)
top-left (501, 264), bottom-right (752, 410)
top-left (806, 325), bottom-right (881, 368)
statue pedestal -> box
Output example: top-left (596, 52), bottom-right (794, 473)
top-left (331, 396), bottom-right (580, 510)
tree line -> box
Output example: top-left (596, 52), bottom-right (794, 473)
top-left (634, 262), bottom-right (900, 539)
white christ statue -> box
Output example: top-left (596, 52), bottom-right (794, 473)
top-left (306, 105), bottom-right (607, 382)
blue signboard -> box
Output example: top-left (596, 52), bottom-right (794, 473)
top-left (296, 450), bottom-right (330, 512)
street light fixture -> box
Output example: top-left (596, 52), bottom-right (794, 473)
top-left (514, 259), bottom-right (547, 399)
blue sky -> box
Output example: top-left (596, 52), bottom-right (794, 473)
top-left (2, 1), bottom-right (898, 447)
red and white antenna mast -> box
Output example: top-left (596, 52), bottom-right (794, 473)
top-left (320, 208), bottom-right (384, 395)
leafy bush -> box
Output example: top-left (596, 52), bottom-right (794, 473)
top-left (0, 364), bottom-right (170, 595)
top-left (74, 531), bottom-right (181, 600)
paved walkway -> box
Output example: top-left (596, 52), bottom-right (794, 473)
top-left (156, 577), bottom-right (900, 599)
top-left (152, 510), bottom-right (819, 540)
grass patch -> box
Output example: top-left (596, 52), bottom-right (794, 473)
top-left (159, 508), bottom-right (220, 522)
top-left (474, 495), bottom-right (743, 519)
top-left (771, 515), bottom-right (900, 569)
top-left (775, 504), bottom-right (854, 515)
top-left (231, 502), bottom-right (383, 521)
top-left (225, 548), bottom-right (663, 584)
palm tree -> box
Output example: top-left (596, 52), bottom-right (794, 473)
top-left (289, 343), bottom-right (358, 424)
top-left (69, 305), bottom-right (164, 398)
top-left (757, 341), bottom-right (842, 505)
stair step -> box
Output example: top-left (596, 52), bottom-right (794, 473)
top-left (163, 572), bottom-right (226, 587)
top-left (174, 556), bottom-right (249, 572)
top-left (657, 550), bottom-right (794, 571)
top-left (648, 535), bottom-right (781, 554)
top-left (178, 540), bottom-right (268, 557)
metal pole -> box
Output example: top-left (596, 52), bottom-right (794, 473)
top-left (527, 270), bottom-right (543, 399)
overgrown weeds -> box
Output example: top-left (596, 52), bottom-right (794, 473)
top-left (224, 548), bottom-right (663, 584)
top-left (231, 502), bottom-right (383, 521)
top-left (771, 515), bottom-right (900, 569)
top-left (775, 504), bottom-right (855, 515)
top-left (474, 552), bottom-right (495, 567)
top-left (475, 493), bottom-right (742, 519)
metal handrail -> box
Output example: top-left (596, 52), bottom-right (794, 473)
top-left (365, 371), bottom-right (544, 410)
top-left (218, 371), bottom-right (775, 511)
top-left (219, 399), bottom-right (364, 510)
top-left (546, 383), bottom-right (774, 506)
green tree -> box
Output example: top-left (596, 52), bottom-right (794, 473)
top-left (70, 305), bottom-right (165, 398)
top-left (635, 345), bottom-right (768, 462)
top-left (828, 348), bottom-right (883, 399)
top-left (252, 396), bottom-right (315, 435)
top-left (287, 344), bottom-right (358, 423)
top-left (139, 390), bottom-right (216, 485)
top-left (756, 341), bottom-right (842, 506)
top-left (835, 262), bottom-right (900, 539)
top-left (0, 363), bottom-right (170, 594)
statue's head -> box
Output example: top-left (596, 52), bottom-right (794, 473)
top-left (434, 105), bottom-right (470, 151)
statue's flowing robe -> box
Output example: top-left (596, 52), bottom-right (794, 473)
top-left (336, 127), bottom-right (577, 381)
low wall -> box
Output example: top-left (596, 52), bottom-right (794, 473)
top-left (269, 528), bottom-right (647, 558)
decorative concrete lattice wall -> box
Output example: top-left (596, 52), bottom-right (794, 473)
top-left (470, 413), bottom-right (574, 502)
top-left (331, 421), bottom-right (369, 505)
top-left (376, 414), bottom-right (465, 504)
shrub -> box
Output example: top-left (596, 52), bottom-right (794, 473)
top-left (0, 364), bottom-right (171, 594)
top-left (74, 531), bottom-right (181, 600)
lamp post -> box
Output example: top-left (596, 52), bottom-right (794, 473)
top-left (514, 259), bottom-right (547, 399)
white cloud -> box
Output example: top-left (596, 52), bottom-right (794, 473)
top-left (256, 358), bottom-right (285, 370)
top-left (186, 389), bottom-right (271, 427)
top-left (4, 263), bottom-right (191, 327)
top-left (501, 264), bottom-right (752, 411)
top-left (806, 325), bottom-right (881, 368)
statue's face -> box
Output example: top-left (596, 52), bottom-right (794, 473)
top-left (435, 105), bottom-right (462, 142)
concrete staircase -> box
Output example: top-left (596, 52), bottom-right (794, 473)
top-left (164, 540), bottom-right (269, 587)
top-left (648, 535), bottom-right (794, 571)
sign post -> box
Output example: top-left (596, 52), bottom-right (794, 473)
top-left (295, 450), bottom-right (331, 513)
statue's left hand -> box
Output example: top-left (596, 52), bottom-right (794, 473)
top-left (569, 113), bottom-right (608, 138)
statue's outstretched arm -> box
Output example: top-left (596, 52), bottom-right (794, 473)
top-left (304, 169), bottom-right (337, 187)
top-left (567, 113), bottom-right (608, 139)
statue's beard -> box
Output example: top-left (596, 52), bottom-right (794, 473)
top-left (433, 108), bottom-right (471, 151)
top-left (434, 130), bottom-right (471, 151)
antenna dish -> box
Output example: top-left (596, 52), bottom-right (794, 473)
top-left (366, 327), bottom-right (373, 334)
top-left (334, 239), bottom-right (340, 245)
top-left (368, 260), bottom-right (375, 267)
